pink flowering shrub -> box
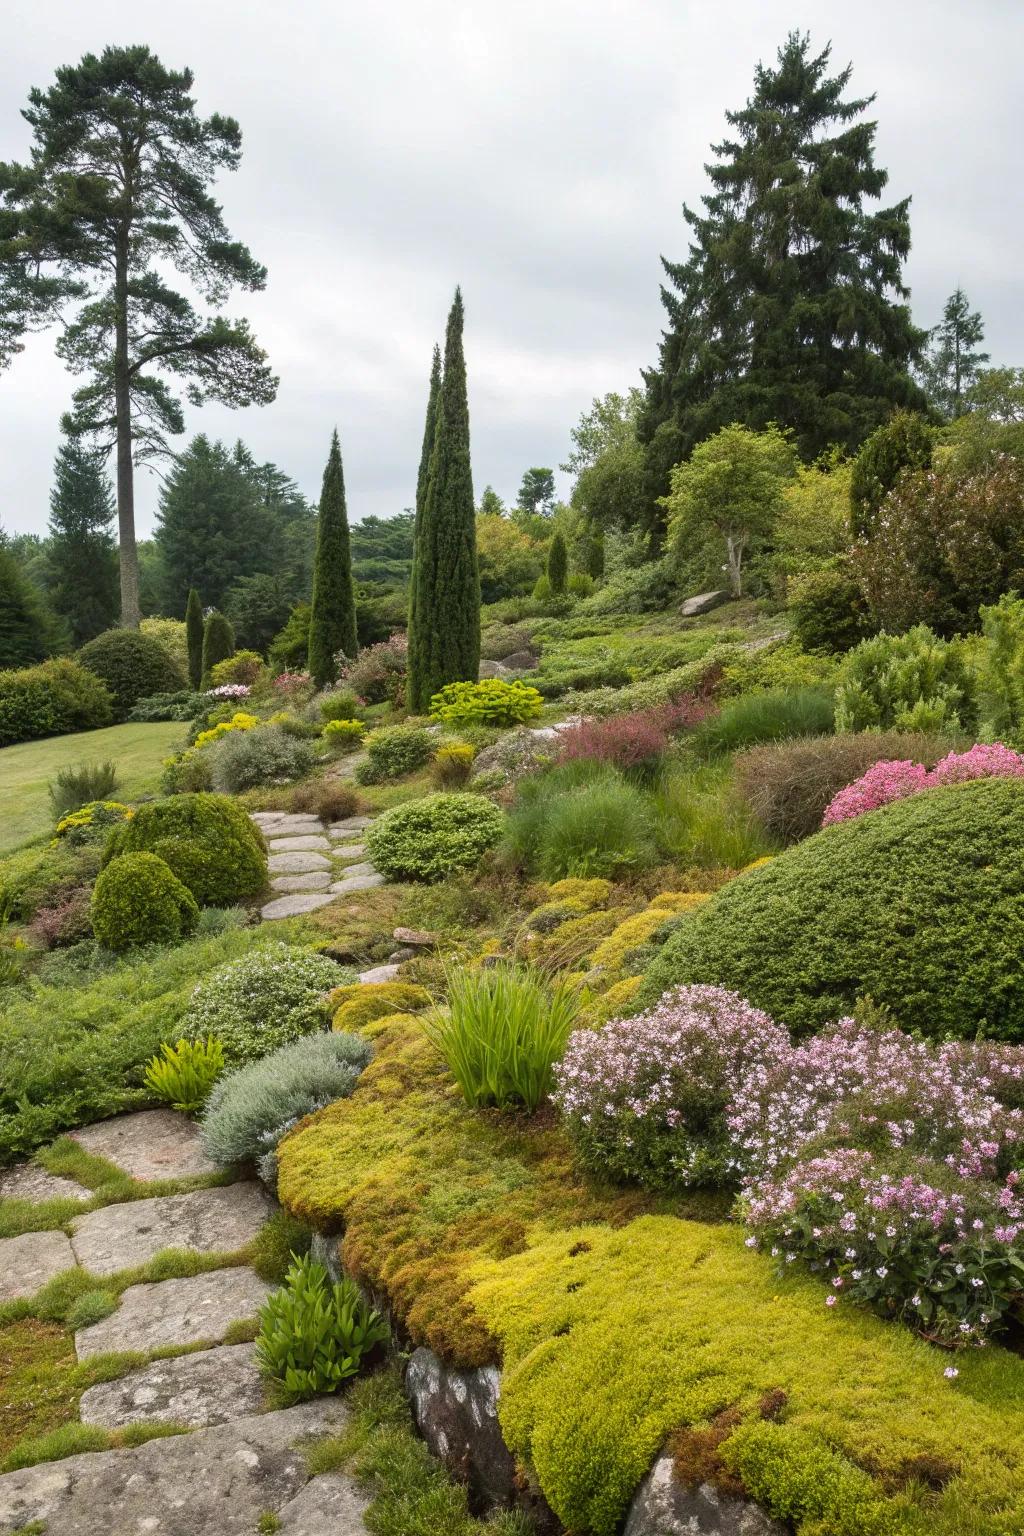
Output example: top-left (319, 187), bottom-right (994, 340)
top-left (339, 633), bottom-right (408, 705)
top-left (273, 670), bottom-right (312, 698)
top-left (822, 742), bottom-right (1024, 826)
top-left (208, 682), bottom-right (251, 701)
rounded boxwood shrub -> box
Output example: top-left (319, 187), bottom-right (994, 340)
top-left (78, 629), bottom-right (186, 718)
top-left (103, 792), bottom-right (267, 906)
top-left (639, 777), bottom-right (1024, 1041)
top-left (366, 793), bottom-right (504, 882)
top-left (355, 724), bottom-right (435, 785)
top-left (90, 852), bottom-right (199, 951)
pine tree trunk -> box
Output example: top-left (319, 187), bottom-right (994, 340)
top-left (114, 235), bottom-right (140, 629)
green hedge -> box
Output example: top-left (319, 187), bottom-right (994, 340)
top-left (0, 659), bottom-right (113, 747)
top-left (640, 777), bottom-right (1024, 1039)
top-left (104, 792), bottom-right (267, 906)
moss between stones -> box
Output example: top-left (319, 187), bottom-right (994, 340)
top-left (276, 1013), bottom-right (1024, 1536)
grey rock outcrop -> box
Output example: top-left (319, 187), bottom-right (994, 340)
top-left (623, 1454), bottom-right (786, 1536)
top-left (680, 590), bottom-right (727, 617)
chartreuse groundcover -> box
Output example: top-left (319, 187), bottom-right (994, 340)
top-left (277, 1012), bottom-right (1024, 1536)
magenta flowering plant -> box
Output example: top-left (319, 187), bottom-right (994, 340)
top-left (822, 742), bottom-right (1024, 826)
top-left (273, 670), bottom-right (312, 697)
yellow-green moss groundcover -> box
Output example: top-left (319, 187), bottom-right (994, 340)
top-left (277, 1010), bottom-right (1024, 1536)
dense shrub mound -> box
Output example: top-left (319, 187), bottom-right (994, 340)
top-left (103, 792), bottom-right (267, 906)
top-left (78, 629), bottom-right (186, 718)
top-left (640, 777), bottom-right (1024, 1040)
top-left (90, 852), bottom-right (199, 951)
top-left (367, 793), bottom-right (504, 881)
top-left (0, 659), bottom-right (113, 747)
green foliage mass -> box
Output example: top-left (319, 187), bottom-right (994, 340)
top-left (355, 725), bottom-right (435, 785)
top-left (429, 678), bottom-right (543, 727)
top-left (308, 429), bottom-right (358, 686)
top-left (256, 1253), bottom-right (388, 1400)
top-left (407, 290), bottom-right (480, 711)
top-left (90, 852), bottom-right (199, 951)
top-left (366, 793), bottom-right (504, 882)
top-left (77, 629), bottom-right (185, 719)
top-left (834, 625), bottom-right (975, 733)
top-left (641, 777), bottom-right (1024, 1039)
top-left (546, 530), bottom-right (568, 595)
top-left (45, 437), bottom-right (118, 647)
top-left (0, 545), bottom-right (64, 670)
top-left (103, 792), bottom-right (268, 906)
top-left (849, 408), bottom-right (933, 537)
top-left (209, 724), bottom-right (314, 794)
top-left (185, 588), bottom-right (204, 689)
top-left (143, 1036), bottom-right (225, 1113)
top-left (200, 611), bottom-right (235, 687)
top-left (183, 942), bottom-right (348, 1064)
top-left (504, 762), bottom-right (657, 880)
top-left (0, 659), bottom-right (113, 748)
top-left (694, 687), bottom-right (834, 755)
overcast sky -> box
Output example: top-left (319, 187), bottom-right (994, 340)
top-left (2, 0), bottom-right (1021, 538)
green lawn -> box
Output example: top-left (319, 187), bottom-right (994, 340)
top-left (0, 723), bottom-right (184, 854)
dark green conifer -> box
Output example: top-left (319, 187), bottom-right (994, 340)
top-left (201, 610), bottom-right (235, 685)
top-left (407, 291), bottom-right (479, 713)
top-left (307, 430), bottom-right (358, 687)
top-left (46, 437), bottom-right (118, 646)
top-left (185, 587), bottom-right (204, 689)
top-left (408, 346), bottom-right (443, 656)
top-left (0, 544), bottom-right (64, 668)
top-left (547, 531), bottom-right (568, 595)
top-left (850, 409), bottom-right (933, 538)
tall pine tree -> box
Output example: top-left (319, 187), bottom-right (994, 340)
top-left (307, 430), bottom-right (358, 687)
top-left (921, 288), bottom-right (989, 420)
top-left (408, 345), bottom-right (442, 655)
top-left (185, 587), bottom-right (204, 689)
top-left (46, 437), bottom-right (118, 646)
top-left (639, 33), bottom-right (927, 541)
top-left (407, 290), bottom-right (479, 713)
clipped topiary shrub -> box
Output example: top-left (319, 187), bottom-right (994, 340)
top-left (366, 793), bottom-right (504, 882)
top-left (640, 777), bottom-right (1024, 1040)
top-left (184, 941), bottom-right (349, 1064)
top-left (78, 629), bottom-right (186, 718)
top-left (103, 792), bottom-right (268, 906)
top-left (90, 852), bottom-right (199, 952)
top-left (201, 1031), bottom-right (371, 1172)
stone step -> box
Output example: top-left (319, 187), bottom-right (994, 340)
top-left (0, 1401), bottom-right (368, 1535)
top-left (265, 834), bottom-right (331, 852)
top-left (70, 1108), bottom-right (218, 1182)
top-left (330, 873), bottom-right (385, 896)
top-left (328, 816), bottom-right (373, 834)
top-left (267, 851), bottom-right (332, 874)
top-left (0, 1230), bottom-right (76, 1303)
top-left (69, 1183), bottom-right (274, 1276)
top-left (76, 1265), bottom-right (273, 1358)
top-left (271, 872), bottom-right (332, 893)
top-left (79, 1342), bottom-right (264, 1430)
top-left (333, 843), bottom-right (366, 863)
top-left (261, 892), bottom-right (337, 921)
top-left (0, 1164), bottom-right (89, 1204)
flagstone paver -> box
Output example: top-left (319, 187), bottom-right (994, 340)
top-left (75, 1265), bottom-right (274, 1357)
top-left (333, 843), bottom-right (367, 862)
top-left (79, 1342), bottom-right (265, 1430)
top-left (261, 892), bottom-right (338, 920)
top-left (0, 1164), bottom-right (89, 1204)
top-left (330, 873), bottom-right (385, 896)
top-left (270, 871), bottom-right (333, 892)
top-left (266, 833), bottom-right (331, 852)
top-left (0, 1230), bottom-right (76, 1302)
top-left (267, 850), bottom-right (332, 874)
top-left (329, 816), bottom-right (373, 833)
top-left (70, 1108), bottom-right (217, 1182)
top-left (69, 1183), bottom-right (274, 1275)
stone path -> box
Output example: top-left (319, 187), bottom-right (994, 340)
top-left (254, 811), bottom-right (384, 921)
top-left (0, 1109), bottom-right (369, 1533)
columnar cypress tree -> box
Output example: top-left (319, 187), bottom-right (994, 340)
top-left (201, 610), bottom-right (235, 685)
top-left (185, 587), bottom-right (204, 689)
top-left (46, 437), bottom-right (118, 646)
top-left (407, 290), bottom-right (480, 713)
top-left (408, 346), bottom-right (443, 658)
top-left (307, 430), bottom-right (358, 687)
top-left (547, 531), bottom-right (568, 595)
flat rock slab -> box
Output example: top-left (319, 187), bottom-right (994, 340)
top-left (268, 851), bottom-right (332, 874)
top-left (70, 1109), bottom-right (217, 1182)
top-left (0, 1230), bottom-right (76, 1302)
top-left (330, 874), bottom-right (385, 895)
top-left (266, 834), bottom-right (331, 852)
top-left (333, 861), bottom-right (376, 879)
top-left (262, 892), bottom-right (337, 920)
top-left (251, 813), bottom-right (322, 832)
top-left (394, 926), bottom-right (436, 947)
top-left (358, 964), bottom-right (401, 985)
top-left (623, 1455), bottom-right (785, 1536)
top-left (329, 816), bottom-right (373, 833)
top-left (79, 1342), bottom-right (264, 1430)
top-left (0, 1401), bottom-right (366, 1536)
top-left (271, 872), bottom-right (332, 893)
top-left (69, 1184), bottom-right (273, 1276)
top-left (0, 1164), bottom-right (89, 1204)
top-left (76, 1265), bottom-right (273, 1357)
top-left (333, 843), bottom-right (366, 863)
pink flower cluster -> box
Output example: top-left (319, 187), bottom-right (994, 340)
top-left (207, 682), bottom-right (250, 700)
top-left (823, 742), bottom-right (1024, 826)
top-left (272, 670), bottom-right (312, 696)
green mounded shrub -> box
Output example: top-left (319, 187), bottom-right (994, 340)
top-left (209, 724), bottom-right (315, 793)
top-left (209, 650), bottom-right (263, 687)
top-left (256, 1253), bottom-right (388, 1400)
top-left (366, 794), bottom-right (504, 883)
top-left (322, 718), bottom-right (366, 754)
top-left (429, 678), bottom-right (544, 728)
top-left (640, 777), bottom-right (1024, 1040)
top-left (127, 690), bottom-right (210, 723)
top-left (0, 658), bottom-right (113, 748)
top-left (432, 742), bottom-right (475, 787)
top-left (90, 853), bottom-right (199, 952)
top-left (103, 793), bottom-right (268, 907)
top-left (734, 731), bottom-right (959, 843)
top-left (788, 565), bottom-right (867, 654)
top-left (144, 1037), bottom-right (225, 1113)
top-left (318, 688), bottom-right (360, 722)
top-left (355, 725), bottom-right (435, 785)
top-left (77, 629), bottom-right (186, 719)
top-left (834, 625), bottom-right (976, 734)
top-left (201, 1031), bottom-right (371, 1172)
top-left (184, 942), bottom-right (349, 1064)
top-left (693, 687), bottom-right (835, 755)
top-left (504, 762), bottom-right (657, 880)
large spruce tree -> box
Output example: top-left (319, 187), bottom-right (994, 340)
top-left (0, 542), bottom-right (64, 668)
top-left (407, 290), bottom-right (479, 713)
top-left (307, 430), bottom-right (358, 687)
top-left (921, 288), bottom-right (989, 420)
top-left (0, 46), bottom-right (276, 627)
top-left (155, 436), bottom-right (276, 614)
top-left (46, 436), bottom-right (118, 646)
top-left (638, 33), bottom-right (927, 541)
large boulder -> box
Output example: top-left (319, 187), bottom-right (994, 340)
top-left (623, 1453), bottom-right (785, 1536)
top-left (680, 590), bottom-right (727, 617)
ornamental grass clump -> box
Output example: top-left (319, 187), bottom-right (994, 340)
top-left (425, 962), bottom-right (582, 1111)
top-left (504, 761), bottom-right (657, 880)
top-left (256, 1253), bottom-right (389, 1400)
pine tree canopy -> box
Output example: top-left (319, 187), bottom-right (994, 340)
top-left (921, 288), bottom-right (989, 420)
top-left (307, 428), bottom-right (358, 687)
top-left (46, 436), bottom-right (118, 646)
top-left (0, 45), bottom-right (276, 627)
top-left (407, 289), bottom-right (480, 713)
top-left (638, 32), bottom-right (928, 541)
